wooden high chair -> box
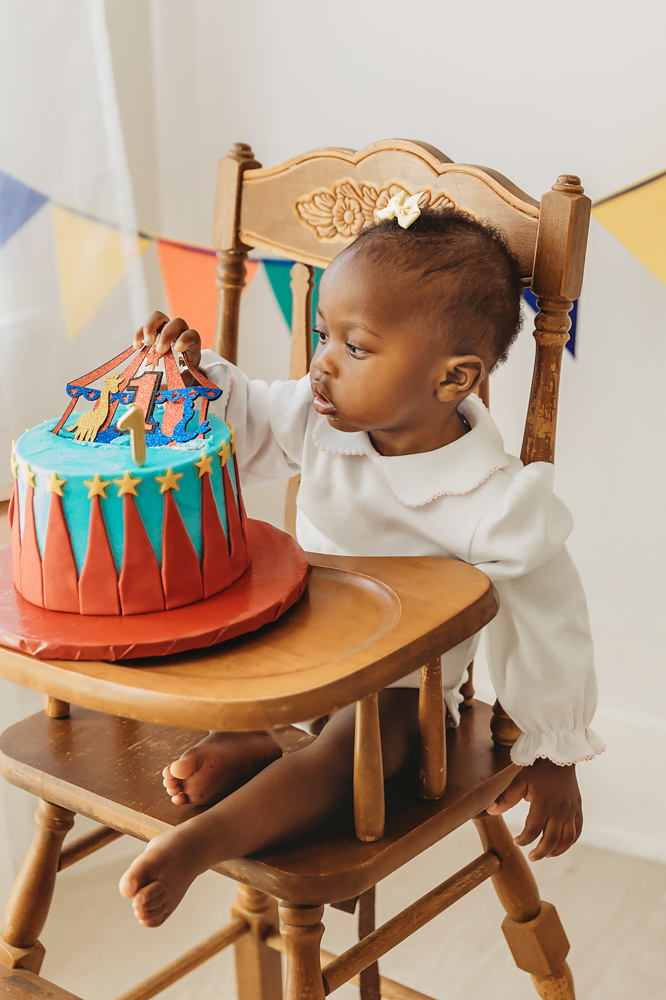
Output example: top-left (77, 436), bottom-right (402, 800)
top-left (0, 139), bottom-right (590, 1000)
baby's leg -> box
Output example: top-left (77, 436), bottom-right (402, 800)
top-left (120, 689), bottom-right (418, 926)
top-left (163, 731), bottom-right (282, 805)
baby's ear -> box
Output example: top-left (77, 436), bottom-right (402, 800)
top-left (436, 355), bottom-right (485, 402)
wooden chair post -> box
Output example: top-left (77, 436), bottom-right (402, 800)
top-left (284, 262), bottom-right (315, 537)
top-left (231, 885), bottom-right (283, 1000)
top-left (0, 800), bottom-right (75, 972)
top-left (43, 696), bottom-right (69, 719)
top-left (492, 174), bottom-right (590, 748)
top-left (353, 694), bottom-right (385, 842)
top-left (418, 659), bottom-right (446, 799)
top-left (278, 902), bottom-right (325, 1000)
top-left (474, 813), bottom-right (574, 999)
top-left (212, 142), bottom-right (261, 362)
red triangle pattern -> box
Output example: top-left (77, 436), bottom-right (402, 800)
top-left (222, 462), bottom-right (248, 580)
top-left (8, 479), bottom-right (21, 593)
top-left (42, 493), bottom-right (79, 612)
top-left (161, 490), bottom-right (204, 609)
top-left (118, 495), bottom-right (165, 614)
top-left (79, 496), bottom-right (121, 615)
top-left (233, 452), bottom-right (252, 564)
top-left (19, 486), bottom-right (43, 607)
top-left (200, 471), bottom-right (232, 598)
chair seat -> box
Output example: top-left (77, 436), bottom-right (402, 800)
top-left (0, 703), bottom-right (519, 906)
top-left (0, 964), bottom-right (83, 1000)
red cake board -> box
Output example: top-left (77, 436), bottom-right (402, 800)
top-left (0, 521), bottom-right (309, 662)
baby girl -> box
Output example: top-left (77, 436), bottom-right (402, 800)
top-left (119, 205), bottom-right (603, 927)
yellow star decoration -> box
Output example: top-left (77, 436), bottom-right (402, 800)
top-left (23, 463), bottom-right (36, 489)
top-left (194, 451), bottom-right (213, 478)
top-left (45, 471), bottom-right (67, 496)
top-left (217, 440), bottom-right (230, 467)
top-left (10, 441), bottom-right (18, 480)
top-left (155, 467), bottom-right (183, 493)
top-left (227, 423), bottom-right (235, 454)
top-left (113, 470), bottom-right (142, 497)
top-left (84, 473), bottom-right (112, 499)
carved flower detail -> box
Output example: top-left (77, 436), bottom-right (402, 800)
top-left (295, 180), bottom-right (456, 241)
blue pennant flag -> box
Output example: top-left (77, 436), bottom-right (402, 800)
top-left (0, 170), bottom-right (49, 248)
top-left (523, 288), bottom-right (577, 356)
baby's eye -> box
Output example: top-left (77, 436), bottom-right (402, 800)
top-left (313, 328), bottom-right (327, 345)
top-left (347, 342), bottom-right (368, 358)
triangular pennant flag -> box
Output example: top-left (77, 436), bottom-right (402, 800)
top-left (156, 239), bottom-right (258, 350)
top-left (263, 261), bottom-right (324, 349)
top-left (592, 171), bottom-right (666, 285)
top-left (523, 288), bottom-right (578, 357)
top-left (53, 205), bottom-right (150, 341)
top-left (0, 170), bottom-right (48, 247)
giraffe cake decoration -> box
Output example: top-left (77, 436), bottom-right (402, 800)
top-left (8, 342), bottom-right (251, 615)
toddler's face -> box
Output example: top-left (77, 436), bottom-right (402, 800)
top-left (310, 251), bottom-right (446, 436)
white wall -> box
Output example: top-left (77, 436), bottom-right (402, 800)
top-left (0, 0), bottom-right (658, 870)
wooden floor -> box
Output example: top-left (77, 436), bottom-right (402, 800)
top-left (33, 815), bottom-right (666, 1000)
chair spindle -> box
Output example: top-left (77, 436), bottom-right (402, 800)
top-left (212, 142), bottom-right (261, 362)
top-left (353, 693), bottom-right (385, 842)
top-left (418, 659), bottom-right (446, 799)
top-left (284, 262), bottom-right (315, 537)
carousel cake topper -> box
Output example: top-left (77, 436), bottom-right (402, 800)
top-left (52, 342), bottom-right (222, 455)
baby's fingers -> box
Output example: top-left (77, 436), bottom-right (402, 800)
top-left (513, 803), bottom-right (547, 850)
top-left (155, 317), bottom-right (192, 355)
top-left (528, 817), bottom-right (565, 861)
top-left (486, 774), bottom-right (528, 815)
top-left (538, 819), bottom-right (578, 859)
top-left (135, 311), bottom-right (171, 349)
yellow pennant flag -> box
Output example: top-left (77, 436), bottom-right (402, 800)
top-left (592, 171), bottom-right (666, 285)
top-left (53, 205), bottom-right (150, 340)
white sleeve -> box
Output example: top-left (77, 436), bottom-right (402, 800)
top-left (199, 349), bottom-right (313, 487)
top-left (469, 462), bottom-right (604, 766)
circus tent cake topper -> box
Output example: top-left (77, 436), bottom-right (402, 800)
top-left (53, 342), bottom-right (222, 452)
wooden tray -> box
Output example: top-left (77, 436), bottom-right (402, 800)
top-left (0, 549), bottom-right (497, 731)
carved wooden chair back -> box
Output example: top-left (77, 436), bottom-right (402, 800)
top-left (211, 138), bottom-right (591, 790)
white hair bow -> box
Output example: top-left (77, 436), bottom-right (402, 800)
top-left (375, 190), bottom-right (422, 229)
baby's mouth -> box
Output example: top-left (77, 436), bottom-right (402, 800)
top-left (312, 383), bottom-right (338, 416)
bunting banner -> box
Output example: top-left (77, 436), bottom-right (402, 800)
top-left (0, 169), bottom-right (48, 247)
top-left (263, 260), bottom-right (324, 347)
top-left (0, 164), bottom-right (583, 362)
top-left (53, 206), bottom-right (150, 340)
top-left (156, 238), bottom-right (258, 349)
top-left (592, 169), bottom-right (666, 285)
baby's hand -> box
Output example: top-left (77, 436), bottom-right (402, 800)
top-left (134, 311), bottom-right (202, 377)
top-left (486, 758), bottom-right (582, 861)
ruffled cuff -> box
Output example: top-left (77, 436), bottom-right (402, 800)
top-left (511, 727), bottom-right (606, 767)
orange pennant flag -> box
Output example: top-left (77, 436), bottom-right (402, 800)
top-left (156, 239), bottom-right (258, 349)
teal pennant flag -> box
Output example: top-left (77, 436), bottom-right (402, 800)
top-left (262, 260), bottom-right (324, 351)
top-left (0, 170), bottom-right (48, 247)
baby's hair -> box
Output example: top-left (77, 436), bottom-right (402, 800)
top-left (347, 207), bottom-right (523, 372)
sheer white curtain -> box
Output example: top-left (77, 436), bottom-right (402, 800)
top-left (0, 0), bottom-right (147, 898)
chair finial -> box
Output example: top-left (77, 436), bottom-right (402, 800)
top-left (552, 175), bottom-right (584, 194)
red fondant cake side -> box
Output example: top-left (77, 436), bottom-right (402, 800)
top-left (42, 493), bottom-right (79, 613)
top-left (118, 495), bottom-right (165, 614)
top-left (78, 495), bottom-right (121, 614)
top-left (19, 486), bottom-right (43, 608)
top-left (161, 490), bottom-right (204, 610)
top-left (8, 479), bottom-right (21, 594)
top-left (200, 472), bottom-right (232, 598)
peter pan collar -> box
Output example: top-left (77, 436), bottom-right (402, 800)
top-left (311, 393), bottom-right (510, 507)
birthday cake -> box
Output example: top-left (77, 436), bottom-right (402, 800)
top-left (8, 343), bottom-right (250, 616)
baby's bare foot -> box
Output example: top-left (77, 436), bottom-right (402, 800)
top-left (119, 828), bottom-right (205, 927)
top-left (163, 731), bottom-right (282, 806)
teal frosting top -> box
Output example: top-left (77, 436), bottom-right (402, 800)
top-left (13, 414), bottom-right (235, 573)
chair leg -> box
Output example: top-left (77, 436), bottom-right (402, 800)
top-left (358, 887), bottom-right (380, 1000)
top-left (473, 813), bottom-right (575, 999)
top-left (0, 799), bottom-right (75, 973)
top-left (279, 902), bottom-right (325, 1000)
top-left (232, 885), bottom-right (283, 1000)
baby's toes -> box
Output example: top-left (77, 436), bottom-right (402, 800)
top-left (169, 752), bottom-right (203, 782)
top-left (137, 906), bottom-right (171, 928)
top-left (170, 791), bottom-right (189, 805)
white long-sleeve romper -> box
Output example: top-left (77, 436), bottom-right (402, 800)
top-left (201, 350), bottom-right (604, 767)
